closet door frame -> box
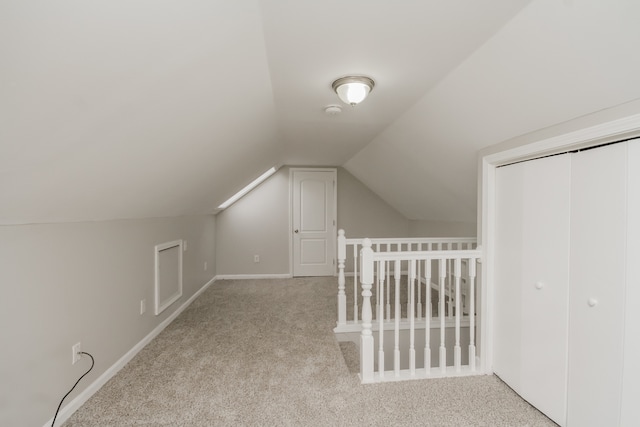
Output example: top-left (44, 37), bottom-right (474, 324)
top-left (479, 112), bottom-right (640, 375)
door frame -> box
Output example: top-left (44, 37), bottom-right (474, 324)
top-left (479, 112), bottom-right (640, 375)
top-left (289, 167), bottom-right (338, 277)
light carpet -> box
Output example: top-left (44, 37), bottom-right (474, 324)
top-left (64, 277), bottom-right (557, 426)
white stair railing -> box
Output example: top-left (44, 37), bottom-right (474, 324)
top-left (358, 238), bottom-right (481, 384)
top-left (335, 229), bottom-right (477, 332)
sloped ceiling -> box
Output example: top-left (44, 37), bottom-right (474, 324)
top-left (345, 0), bottom-right (640, 222)
top-left (3, 1), bottom-right (640, 225)
top-left (1, 1), bottom-right (282, 224)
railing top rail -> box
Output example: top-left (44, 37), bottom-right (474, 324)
top-left (370, 249), bottom-right (482, 262)
top-left (344, 237), bottom-right (477, 245)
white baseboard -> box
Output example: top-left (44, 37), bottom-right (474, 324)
top-left (216, 273), bottom-right (292, 280)
top-left (44, 275), bottom-right (218, 427)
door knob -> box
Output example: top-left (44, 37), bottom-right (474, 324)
top-left (587, 298), bottom-right (598, 307)
top-left (294, 229), bottom-right (299, 233)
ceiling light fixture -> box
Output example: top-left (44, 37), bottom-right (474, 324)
top-left (332, 76), bottom-right (375, 106)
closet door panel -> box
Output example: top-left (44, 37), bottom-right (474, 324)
top-left (494, 163), bottom-right (525, 389)
top-left (519, 154), bottom-right (571, 425)
top-left (567, 143), bottom-right (626, 427)
top-left (621, 140), bottom-right (640, 426)
top-left (494, 154), bottom-right (571, 425)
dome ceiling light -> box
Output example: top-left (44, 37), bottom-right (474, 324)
top-left (331, 76), bottom-right (375, 106)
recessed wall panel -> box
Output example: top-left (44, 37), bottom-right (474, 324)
top-left (300, 180), bottom-right (327, 232)
top-left (300, 238), bottom-right (327, 265)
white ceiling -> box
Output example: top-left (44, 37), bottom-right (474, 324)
top-left (3, 0), bottom-right (640, 225)
top-left (261, 0), bottom-right (532, 165)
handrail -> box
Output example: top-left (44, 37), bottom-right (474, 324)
top-left (370, 249), bottom-right (481, 261)
top-left (346, 236), bottom-right (477, 246)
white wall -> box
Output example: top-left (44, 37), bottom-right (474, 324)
top-left (336, 168), bottom-right (409, 239)
top-left (0, 215), bottom-right (216, 427)
top-left (215, 167), bottom-right (290, 276)
top-left (215, 167), bottom-right (410, 276)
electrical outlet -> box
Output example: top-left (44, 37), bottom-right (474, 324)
top-left (254, 255), bottom-right (260, 263)
top-left (72, 342), bottom-right (82, 365)
top-left (140, 299), bottom-right (146, 315)
top-left (183, 240), bottom-right (188, 251)
top-left (204, 261), bottom-right (208, 271)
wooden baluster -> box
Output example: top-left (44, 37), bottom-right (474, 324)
top-left (386, 244), bottom-right (391, 322)
top-left (439, 258), bottom-right (447, 373)
top-left (447, 258), bottom-right (453, 318)
top-left (462, 259), bottom-right (469, 315)
top-left (337, 229), bottom-right (347, 326)
top-left (454, 258), bottom-right (462, 372)
top-left (409, 259), bottom-right (416, 375)
top-left (373, 243), bottom-right (380, 321)
top-left (405, 250), bottom-right (410, 320)
top-left (360, 239), bottom-right (374, 383)
top-left (417, 244), bottom-right (422, 320)
top-left (424, 259), bottom-right (432, 376)
top-left (468, 258), bottom-right (477, 371)
top-left (378, 261), bottom-right (386, 378)
top-left (353, 245), bottom-right (359, 323)
top-left (394, 259), bottom-right (401, 377)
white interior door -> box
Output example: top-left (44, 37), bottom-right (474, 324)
top-left (494, 153), bottom-right (571, 425)
top-left (291, 169), bottom-right (336, 277)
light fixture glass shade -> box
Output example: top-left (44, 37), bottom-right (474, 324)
top-left (332, 76), bottom-right (375, 106)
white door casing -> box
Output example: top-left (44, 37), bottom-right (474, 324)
top-left (290, 168), bottom-right (336, 277)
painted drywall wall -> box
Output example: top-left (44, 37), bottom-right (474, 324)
top-left (215, 167), bottom-right (409, 276)
top-left (345, 0), bottom-right (640, 224)
top-left (215, 167), bottom-right (290, 276)
top-left (336, 168), bottom-right (409, 239)
top-left (0, 215), bottom-right (215, 427)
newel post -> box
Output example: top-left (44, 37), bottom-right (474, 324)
top-left (337, 229), bottom-right (347, 326)
top-left (360, 238), bottom-right (375, 383)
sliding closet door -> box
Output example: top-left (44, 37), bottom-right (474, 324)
top-left (494, 154), bottom-right (571, 425)
top-left (567, 143), bottom-right (627, 427)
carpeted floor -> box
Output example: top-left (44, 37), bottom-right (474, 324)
top-left (64, 277), bottom-right (557, 426)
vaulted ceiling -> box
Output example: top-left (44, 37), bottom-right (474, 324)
top-left (3, 0), bottom-right (640, 225)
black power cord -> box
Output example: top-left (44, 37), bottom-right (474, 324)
top-left (51, 351), bottom-right (95, 427)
